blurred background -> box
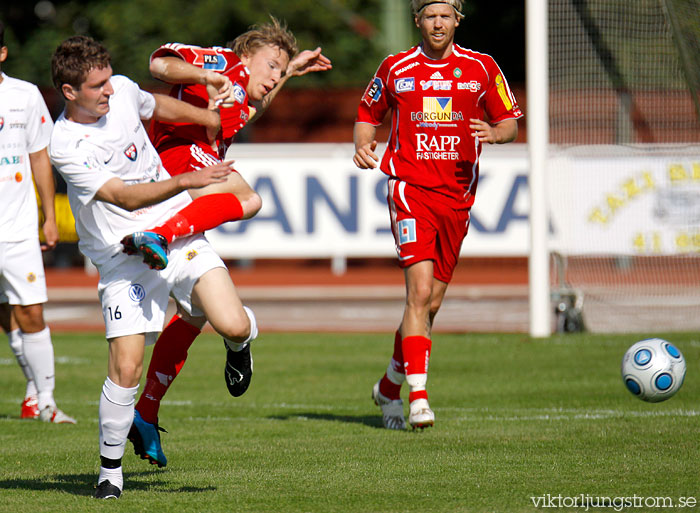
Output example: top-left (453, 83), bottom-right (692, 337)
top-left (0, 0), bottom-right (526, 143)
top-left (0, 0), bottom-right (528, 269)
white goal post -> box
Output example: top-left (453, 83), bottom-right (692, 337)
top-left (528, 0), bottom-right (700, 336)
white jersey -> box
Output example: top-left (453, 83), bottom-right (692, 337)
top-left (50, 75), bottom-right (191, 271)
top-left (0, 73), bottom-right (53, 242)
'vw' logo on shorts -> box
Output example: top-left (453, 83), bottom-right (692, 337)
top-left (129, 284), bottom-right (146, 303)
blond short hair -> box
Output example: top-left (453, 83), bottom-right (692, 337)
top-left (411, 0), bottom-right (464, 20)
top-left (228, 17), bottom-right (298, 60)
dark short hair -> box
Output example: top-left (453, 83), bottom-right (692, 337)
top-left (51, 35), bottom-right (111, 93)
top-left (0, 20), bottom-right (5, 48)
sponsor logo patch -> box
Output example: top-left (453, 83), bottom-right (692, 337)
top-left (398, 219), bottom-right (417, 245)
top-left (395, 61), bottom-right (419, 76)
top-left (233, 83), bottom-right (246, 104)
top-left (129, 284), bottom-right (146, 302)
top-left (421, 79), bottom-right (452, 91)
top-left (410, 97), bottom-right (464, 123)
top-left (362, 77), bottom-right (383, 106)
top-left (395, 77), bottom-right (415, 93)
top-left (458, 81), bottom-right (481, 92)
top-left (192, 49), bottom-right (227, 72)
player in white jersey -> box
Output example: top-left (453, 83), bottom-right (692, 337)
top-left (0, 21), bottom-right (75, 424)
top-left (50, 35), bottom-right (259, 499)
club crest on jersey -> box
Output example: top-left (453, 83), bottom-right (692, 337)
top-left (124, 143), bottom-right (138, 161)
top-left (192, 49), bottom-right (227, 72)
top-left (362, 77), bottom-right (383, 106)
top-left (233, 83), bottom-right (246, 104)
top-left (395, 77), bottom-right (415, 93)
top-left (26, 272), bottom-right (36, 283)
top-left (0, 117), bottom-right (4, 132)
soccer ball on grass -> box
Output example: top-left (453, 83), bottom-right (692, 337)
top-left (621, 338), bottom-right (686, 403)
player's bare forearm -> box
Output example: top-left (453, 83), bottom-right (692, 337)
top-left (150, 57), bottom-right (204, 85)
top-left (29, 148), bottom-right (57, 223)
top-left (151, 93), bottom-right (220, 136)
top-left (95, 162), bottom-right (233, 211)
top-left (29, 148), bottom-right (59, 249)
top-left (469, 118), bottom-right (518, 144)
top-left (151, 57), bottom-right (232, 108)
top-left (353, 122), bottom-right (379, 169)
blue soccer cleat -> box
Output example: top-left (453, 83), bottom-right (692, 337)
top-left (121, 231), bottom-right (168, 270)
top-left (128, 410), bottom-right (167, 467)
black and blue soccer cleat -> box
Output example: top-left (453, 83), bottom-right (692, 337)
top-left (121, 231), bottom-right (169, 270)
top-left (128, 410), bottom-right (168, 468)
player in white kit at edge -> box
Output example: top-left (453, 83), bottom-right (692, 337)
top-left (49, 35), bottom-right (258, 499)
top-left (0, 19), bottom-right (76, 424)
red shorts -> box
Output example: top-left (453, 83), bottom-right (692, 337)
top-left (159, 143), bottom-right (222, 176)
top-left (387, 178), bottom-right (470, 283)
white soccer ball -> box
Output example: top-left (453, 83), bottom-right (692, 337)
top-left (621, 338), bottom-right (686, 402)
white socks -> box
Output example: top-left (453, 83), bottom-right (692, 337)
top-left (7, 328), bottom-right (38, 398)
top-left (21, 327), bottom-right (55, 410)
top-left (99, 377), bottom-right (138, 462)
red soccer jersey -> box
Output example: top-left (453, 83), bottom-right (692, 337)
top-left (356, 44), bottom-right (523, 209)
top-left (149, 43), bottom-right (255, 158)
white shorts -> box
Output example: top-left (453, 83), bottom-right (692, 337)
top-left (97, 234), bottom-right (225, 342)
top-left (0, 239), bottom-right (48, 306)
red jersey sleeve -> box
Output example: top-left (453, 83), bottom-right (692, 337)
top-left (356, 58), bottom-right (393, 126)
top-left (149, 43), bottom-right (250, 158)
top-left (479, 55), bottom-right (522, 123)
top-left (150, 43), bottom-right (238, 74)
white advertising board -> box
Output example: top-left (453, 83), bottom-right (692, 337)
top-left (548, 145), bottom-right (700, 255)
top-left (206, 143), bottom-right (531, 258)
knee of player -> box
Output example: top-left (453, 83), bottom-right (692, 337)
top-left (217, 317), bottom-right (251, 342)
top-left (241, 191), bottom-right (262, 219)
top-left (407, 283), bottom-right (433, 307)
top-left (13, 305), bottom-right (46, 332)
top-left (111, 360), bottom-right (143, 388)
top-left (216, 306), bottom-right (257, 343)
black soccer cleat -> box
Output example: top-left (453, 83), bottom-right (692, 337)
top-left (224, 341), bottom-right (253, 397)
top-left (94, 480), bottom-right (121, 499)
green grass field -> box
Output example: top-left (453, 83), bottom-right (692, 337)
top-left (1, 331), bottom-right (699, 512)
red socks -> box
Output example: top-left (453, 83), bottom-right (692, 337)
top-left (136, 316), bottom-right (201, 424)
top-left (378, 331), bottom-right (404, 399)
top-left (152, 193), bottom-right (243, 244)
top-left (402, 335), bottom-right (432, 404)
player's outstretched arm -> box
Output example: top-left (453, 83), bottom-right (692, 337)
top-left (29, 147), bottom-right (58, 250)
top-left (94, 161), bottom-right (233, 212)
top-left (250, 47), bottom-right (332, 122)
top-left (150, 57), bottom-right (234, 108)
top-left (353, 122), bottom-right (379, 170)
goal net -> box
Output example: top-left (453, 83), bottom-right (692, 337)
top-left (546, 0), bottom-right (700, 333)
